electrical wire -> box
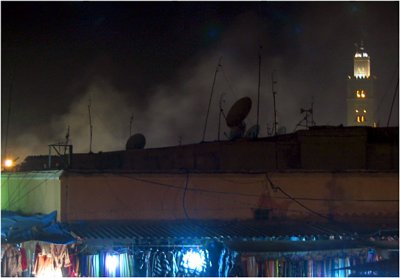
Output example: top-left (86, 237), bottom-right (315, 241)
top-left (264, 173), bottom-right (332, 221)
top-left (4, 172), bottom-right (34, 208)
top-left (3, 64), bottom-right (16, 161)
top-left (182, 171), bottom-right (190, 219)
top-left (110, 172), bottom-right (397, 203)
top-left (220, 65), bottom-right (238, 99)
top-left (7, 178), bottom-right (50, 208)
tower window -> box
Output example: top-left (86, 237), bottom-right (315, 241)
top-left (356, 90), bottom-right (366, 98)
top-left (357, 116), bottom-right (366, 123)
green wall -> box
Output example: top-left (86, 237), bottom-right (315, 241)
top-left (1, 171), bottom-right (62, 220)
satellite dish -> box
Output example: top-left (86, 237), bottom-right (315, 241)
top-left (226, 97), bottom-right (252, 128)
top-left (245, 124), bottom-right (260, 139)
top-left (126, 133), bottom-right (146, 150)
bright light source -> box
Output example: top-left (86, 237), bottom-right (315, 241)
top-left (182, 249), bottom-right (206, 272)
top-left (4, 159), bottom-right (13, 168)
top-left (105, 254), bottom-right (118, 274)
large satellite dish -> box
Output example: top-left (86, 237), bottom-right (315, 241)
top-left (126, 133), bottom-right (146, 150)
top-left (226, 97), bottom-right (252, 128)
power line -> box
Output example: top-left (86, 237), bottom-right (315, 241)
top-left (182, 171), bottom-right (190, 219)
top-left (107, 172), bottom-right (397, 203)
top-left (264, 173), bottom-right (332, 221)
top-left (7, 178), bottom-right (50, 207)
top-left (4, 172), bottom-right (34, 208)
top-left (3, 65), bottom-right (16, 161)
top-left (220, 65), bottom-right (238, 99)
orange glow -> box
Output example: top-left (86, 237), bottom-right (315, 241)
top-left (4, 159), bottom-right (13, 168)
top-left (356, 116), bottom-right (365, 123)
top-left (356, 90), bottom-right (366, 98)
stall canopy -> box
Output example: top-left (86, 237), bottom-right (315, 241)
top-left (1, 210), bottom-right (76, 244)
top-left (68, 219), bottom-right (398, 251)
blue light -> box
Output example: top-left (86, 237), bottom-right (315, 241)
top-left (182, 249), bottom-right (206, 273)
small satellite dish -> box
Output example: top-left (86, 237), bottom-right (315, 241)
top-left (229, 122), bottom-right (246, 140)
top-left (245, 124), bottom-right (260, 139)
top-left (226, 97), bottom-right (252, 128)
top-left (126, 133), bottom-right (146, 150)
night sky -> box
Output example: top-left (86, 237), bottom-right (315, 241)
top-left (2, 1), bottom-right (399, 161)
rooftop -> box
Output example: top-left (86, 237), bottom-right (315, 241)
top-left (17, 126), bottom-right (398, 173)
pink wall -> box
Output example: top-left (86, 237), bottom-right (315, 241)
top-left (61, 171), bottom-right (398, 223)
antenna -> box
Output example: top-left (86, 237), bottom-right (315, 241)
top-left (256, 46), bottom-right (262, 133)
top-left (64, 125), bottom-right (70, 155)
top-left (3, 64), bottom-right (16, 160)
top-left (272, 70), bottom-right (278, 136)
top-left (293, 100), bottom-right (316, 131)
top-left (129, 113), bottom-right (134, 136)
top-left (217, 93), bottom-right (226, 141)
top-left (387, 79), bottom-right (399, 127)
top-left (202, 57), bottom-right (222, 142)
top-left (311, 96), bottom-right (315, 126)
top-left (88, 97), bottom-right (93, 154)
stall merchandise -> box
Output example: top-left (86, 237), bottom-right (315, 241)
top-left (1, 244), bottom-right (26, 277)
top-left (78, 246), bottom-right (213, 277)
top-left (241, 248), bottom-right (381, 277)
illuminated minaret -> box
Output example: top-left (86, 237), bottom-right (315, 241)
top-left (346, 42), bottom-right (376, 126)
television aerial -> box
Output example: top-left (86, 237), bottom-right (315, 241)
top-left (126, 133), bottom-right (146, 150)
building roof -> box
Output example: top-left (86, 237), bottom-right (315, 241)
top-left (17, 126), bottom-right (399, 173)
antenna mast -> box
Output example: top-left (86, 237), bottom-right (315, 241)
top-left (88, 97), bottom-right (93, 154)
top-left (218, 93), bottom-right (226, 141)
top-left (202, 57), bottom-right (222, 142)
top-left (256, 46), bottom-right (262, 133)
top-left (272, 70), bottom-right (278, 136)
top-left (387, 79), bottom-right (399, 127)
top-left (64, 125), bottom-right (70, 155)
top-left (129, 113), bottom-right (134, 136)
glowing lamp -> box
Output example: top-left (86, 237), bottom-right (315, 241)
top-left (182, 250), bottom-right (206, 272)
top-left (105, 254), bottom-right (118, 273)
top-left (4, 159), bottom-right (13, 168)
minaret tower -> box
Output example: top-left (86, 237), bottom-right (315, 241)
top-left (346, 42), bottom-right (376, 126)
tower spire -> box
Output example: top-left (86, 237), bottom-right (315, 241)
top-left (346, 42), bottom-right (376, 127)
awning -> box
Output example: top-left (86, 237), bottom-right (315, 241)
top-left (1, 210), bottom-right (76, 244)
top-left (68, 219), bottom-right (398, 251)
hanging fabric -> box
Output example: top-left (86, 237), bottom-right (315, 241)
top-left (1, 244), bottom-right (23, 277)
